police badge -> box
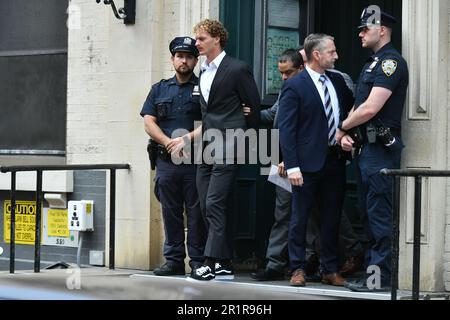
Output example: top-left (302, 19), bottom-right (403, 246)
top-left (382, 59), bottom-right (398, 77)
top-left (192, 85), bottom-right (200, 96)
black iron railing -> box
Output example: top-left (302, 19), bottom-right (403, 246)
top-left (0, 164), bottom-right (131, 273)
top-left (381, 169), bottom-right (450, 301)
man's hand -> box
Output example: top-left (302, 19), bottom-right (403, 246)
top-left (336, 128), bottom-right (346, 145)
top-left (288, 171), bottom-right (304, 187)
top-left (166, 137), bottom-right (187, 156)
top-left (340, 135), bottom-right (354, 152)
top-left (278, 162), bottom-right (287, 178)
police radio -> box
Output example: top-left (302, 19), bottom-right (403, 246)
top-left (366, 123), bottom-right (377, 144)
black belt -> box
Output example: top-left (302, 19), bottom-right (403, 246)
top-left (359, 127), bottom-right (402, 145)
top-left (157, 145), bottom-right (171, 161)
top-left (157, 144), bottom-right (196, 164)
top-left (389, 127), bottom-right (401, 137)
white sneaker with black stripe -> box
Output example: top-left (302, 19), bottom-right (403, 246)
top-left (188, 266), bottom-right (215, 281)
top-left (215, 262), bottom-right (234, 280)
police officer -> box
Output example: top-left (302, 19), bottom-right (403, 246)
top-left (336, 6), bottom-right (409, 292)
top-left (140, 37), bottom-right (206, 276)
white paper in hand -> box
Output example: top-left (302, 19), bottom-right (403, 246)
top-left (267, 165), bottom-right (292, 193)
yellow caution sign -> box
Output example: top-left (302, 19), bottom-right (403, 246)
top-left (47, 209), bottom-right (70, 237)
top-left (3, 200), bottom-right (40, 245)
top-left (86, 202), bottom-right (92, 215)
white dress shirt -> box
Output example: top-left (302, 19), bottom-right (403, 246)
top-left (286, 66), bottom-right (341, 176)
top-left (305, 66), bottom-right (340, 127)
top-left (200, 51), bottom-right (226, 103)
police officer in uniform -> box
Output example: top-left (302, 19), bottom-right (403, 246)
top-left (336, 6), bottom-right (409, 292)
top-left (140, 37), bottom-right (206, 276)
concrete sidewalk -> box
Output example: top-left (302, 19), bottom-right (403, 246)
top-left (0, 267), bottom-right (408, 300)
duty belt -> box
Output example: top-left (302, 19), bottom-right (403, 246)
top-left (157, 144), bottom-right (196, 164)
top-left (360, 127), bottom-right (402, 144)
top-left (157, 145), bottom-right (171, 161)
top-left (388, 127), bottom-right (401, 137)
top-left (353, 127), bottom-right (402, 158)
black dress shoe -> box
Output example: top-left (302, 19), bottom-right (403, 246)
top-left (305, 270), bottom-right (322, 282)
top-left (251, 268), bottom-right (285, 281)
top-left (345, 278), bottom-right (391, 292)
top-left (153, 263), bottom-right (185, 276)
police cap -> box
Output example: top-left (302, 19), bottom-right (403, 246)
top-left (358, 6), bottom-right (397, 29)
top-left (169, 37), bottom-right (199, 57)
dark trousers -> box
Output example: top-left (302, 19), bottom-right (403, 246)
top-left (289, 154), bottom-right (346, 274)
top-left (266, 186), bottom-right (291, 272)
top-left (196, 163), bottom-right (238, 260)
top-left (338, 211), bottom-right (364, 257)
top-left (155, 159), bottom-right (206, 268)
top-left (355, 141), bottom-right (402, 284)
top-left (306, 206), bottom-right (364, 262)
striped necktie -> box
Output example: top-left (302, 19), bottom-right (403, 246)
top-left (319, 75), bottom-right (337, 146)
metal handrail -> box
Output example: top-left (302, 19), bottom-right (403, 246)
top-left (0, 164), bottom-right (130, 173)
top-left (0, 164), bottom-right (131, 273)
top-left (381, 168), bottom-right (450, 301)
top-left (381, 169), bottom-right (450, 177)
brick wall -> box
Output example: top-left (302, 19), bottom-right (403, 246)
top-left (66, 0), bottom-right (219, 170)
top-left (67, 0), bottom-right (109, 164)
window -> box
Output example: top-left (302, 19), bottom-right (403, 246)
top-left (0, 0), bottom-right (68, 156)
top-left (266, 0), bottom-right (301, 94)
top-left (254, 0), bottom-right (309, 105)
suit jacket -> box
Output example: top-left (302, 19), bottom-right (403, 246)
top-left (260, 95), bottom-right (280, 128)
top-left (278, 69), bottom-right (354, 173)
top-left (200, 55), bottom-right (261, 132)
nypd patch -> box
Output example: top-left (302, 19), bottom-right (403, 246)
top-left (382, 59), bottom-right (398, 77)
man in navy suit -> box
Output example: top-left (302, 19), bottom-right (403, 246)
top-left (278, 34), bottom-right (354, 287)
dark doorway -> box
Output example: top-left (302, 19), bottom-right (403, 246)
top-left (311, 0), bottom-right (402, 81)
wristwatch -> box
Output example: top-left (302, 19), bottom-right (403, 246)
top-left (338, 120), bottom-right (347, 132)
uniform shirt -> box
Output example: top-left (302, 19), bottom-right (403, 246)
top-left (140, 74), bottom-right (202, 138)
top-left (354, 42), bottom-right (409, 129)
